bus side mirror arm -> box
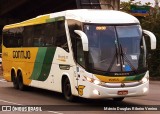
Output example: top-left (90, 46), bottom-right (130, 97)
top-left (143, 30), bottom-right (157, 50)
top-left (74, 30), bottom-right (89, 51)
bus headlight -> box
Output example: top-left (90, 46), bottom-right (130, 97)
top-left (93, 80), bottom-right (101, 85)
top-left (84, 76), bottom-right (101, 85)
top-left (85, 76), bottom-right (92, 82)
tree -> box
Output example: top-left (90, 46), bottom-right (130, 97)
top-left (141, 13), bottom-right (160, 76)
top-left (120, 0), bottom-right (152, 12)
top-left (120, 1), bottom-right (132, 12)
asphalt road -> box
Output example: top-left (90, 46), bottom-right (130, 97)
top-left (0, 76), bottom-right (160, 114)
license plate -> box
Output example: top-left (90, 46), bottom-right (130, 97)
top-left (117, 90), bottom-right (128, 95)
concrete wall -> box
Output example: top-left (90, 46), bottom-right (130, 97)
top-left (99, 0), bottom-right (120, 10)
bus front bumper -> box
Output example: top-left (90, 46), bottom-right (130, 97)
top-left (81, 80), bottom-right (149, 99)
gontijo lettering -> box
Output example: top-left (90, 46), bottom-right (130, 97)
top-left (13, 51), bottom-right (31, 59)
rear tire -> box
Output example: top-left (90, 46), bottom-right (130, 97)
top-left (17, 72), bottom-right (25, 91)
top-left (63, 77), bottom-right (74, 101)
top-left (13, 76), bottom-right (19, 89)
top-left (113, 97), bottom-right (125, 101)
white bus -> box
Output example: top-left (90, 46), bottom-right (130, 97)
top-left (2, 9), bottom-right (156, 101)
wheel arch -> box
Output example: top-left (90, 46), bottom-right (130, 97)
top-left (61, 73), bottom-right (73, 93)
top-left (61, 74), bottom-right (68, 93)
top-left (17, 69), bottom-right (22, 76)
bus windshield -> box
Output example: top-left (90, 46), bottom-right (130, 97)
top-left (84, 24), bottom-right (146, 73)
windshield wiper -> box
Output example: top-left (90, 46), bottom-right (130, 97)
top-left (119, 44), bottom-right (136, 71)
top-left (107, 44), bottom-right (137, 72)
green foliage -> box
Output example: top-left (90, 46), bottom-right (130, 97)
top-left (141, 13), bottom-right (160, 76)
top-left (120, 1), bottom-right (160, 77)
top-left (120, 1), bottom-right (132, 13)
top-left (120, 0), bottom-right (151, 12)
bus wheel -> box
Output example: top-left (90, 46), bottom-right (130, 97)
top-left (13, 76), bottom-right (19, 89)
top-left (17, 72), bottom-right (25, 91)
top-left (63, 77), bottom-right (74, 101)
top-left (113, 97), bottom-right (124, 101)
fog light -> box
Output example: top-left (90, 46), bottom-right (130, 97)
top-left (143, 87), bottom-right (148, 93)
top-left (93, 89), bottom-right (100, 95)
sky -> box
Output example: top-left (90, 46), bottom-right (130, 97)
top-left (121, 0), bottom-right (156, 6)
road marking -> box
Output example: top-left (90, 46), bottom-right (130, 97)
top-left (0, 79), bottom-right (7, 83)
top-left (47, 111), bottom-right (63, 114)
top-left (0, 99), bottom-right (22, 105)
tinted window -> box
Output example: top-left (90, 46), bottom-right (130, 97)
top-left (23, 26), bottom-right (34, 47)
top-left (3, 19), bottom-right (69, 52)
top-left (55, 21), bottom-right (69, 52)
top-left (67, 20), bottom-right (81, 48)
top-left (67, 20), bottom-right (85, 66)
top-left (24, 23), bottom-right (56, 47)
top-left (3, 27), bottom-right (24, 47)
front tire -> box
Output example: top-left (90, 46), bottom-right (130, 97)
top-left (63, 77), bottom-right (74, 101)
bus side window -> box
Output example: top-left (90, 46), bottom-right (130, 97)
top-left (55, 21), bottom-right (69, 52)
top-left (3, 30), bottom-right (10, 47)
top-left (76, 38), bottom-right (85, 67)
top-left (67, 19), bottom-right (85, 67)
top-left (23, 26), bottom-right (34, 47)
top-left (18, 38), bottom-right (23, 47)
top-left (33, 38), bottom-right (45, 47)
top-left (33, 24), bottom-right (44, 47)
top-left (3, 27), bottom-right (24, 48)
top-left (14, 27), bottom-right (24, 47)
top-left (44, 23), bottom-right (56, 47)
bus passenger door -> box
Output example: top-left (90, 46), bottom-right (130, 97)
top-left (67, 20), bottom-right (86, 96)
top-left (74, 37), bottom-right (86, 96)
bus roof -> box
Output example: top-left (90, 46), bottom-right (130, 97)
top-left (52, 9), bottom-right (140, 24)
top-left (3, 9), bottom-right (139, 30)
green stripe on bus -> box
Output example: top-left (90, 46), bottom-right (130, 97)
top-left (30, 48), bottom-right (47, 80)
top-left (124, 73), bottom-right (145, 81)
top-left (30, 47), bottom-right (56, 81)
top-left (123, 76), bottom-right (135, 81)
top-left (133, 73), bottom-right (145, 80)
top-left (37, 47), bottom-right (56, 81)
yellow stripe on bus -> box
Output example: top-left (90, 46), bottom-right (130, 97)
top-left (95, 75), bottom-right (126, 83)
top-left (3, 15), bottom-right (50, 30)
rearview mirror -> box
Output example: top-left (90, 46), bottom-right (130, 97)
top-left (74, 30), bottom-right (89, 51)
top-left (143, 30), bottom-right (156, 50)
